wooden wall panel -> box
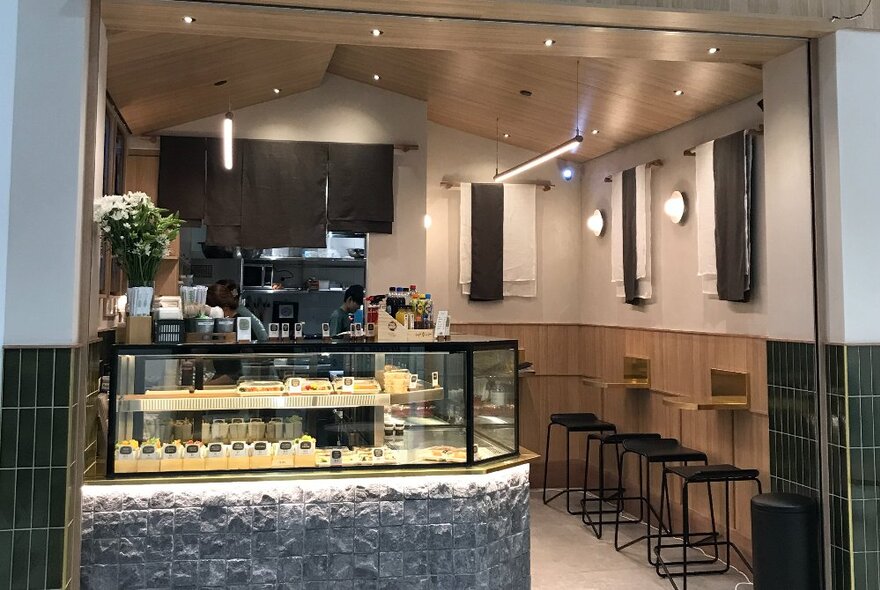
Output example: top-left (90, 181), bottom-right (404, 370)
top-left (457, 321), bottom-right (769, 553)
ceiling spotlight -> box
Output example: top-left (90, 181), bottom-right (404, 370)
top-left (674, 89), bottom-right (685, 96)
top-left (273, 88), bottom-right (281, 94)
top-left (503, 133), bottom-right (510, 138)
top-left (371, 29), bottom-right (383, 36)
top-left (561, 166), bottom-right (574, 182)
top-left (544, 39), bottom-right (556, 47)
top-left (372, 74), bottom-right (381, 81)
top-left (182, 16), bottom-right (195, 24)
top-left (591, 129), bottom-right (600, 135)
top-left (708, 47), bottom-right (720, 54)
top-left (587, 210), bottom-right (605, 237)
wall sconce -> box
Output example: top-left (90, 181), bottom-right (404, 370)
top-left (664, 191), bottom-right (687, 224)
top-left (423, 214), bottom-right (432, 229)
top-left (587, 209), bottom-right (605, 237)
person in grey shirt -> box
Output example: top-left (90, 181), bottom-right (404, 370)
top-left (216, 279), bottom-right (269, 342)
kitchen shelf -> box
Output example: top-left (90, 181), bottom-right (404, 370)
top-left (245, 257), bottom-right (365, 267)
top-left (240, 288), bottom-right (345, 294)
top-left (120, 393), bottom-right (392, 412)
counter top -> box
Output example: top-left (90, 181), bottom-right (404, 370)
top-left (85, 448), bottom-right (538, 486)
top-left (113, 334), bottom-right (518, 353)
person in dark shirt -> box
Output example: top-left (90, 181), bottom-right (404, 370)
top-left (329, 285), bottom-right (364, 337)
top-left (205, 284), bottom-right (242, 385)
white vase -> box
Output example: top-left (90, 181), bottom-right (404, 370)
top-left (127, 286), bottom-right (154, 317)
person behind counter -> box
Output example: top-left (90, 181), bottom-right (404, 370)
top-left (329, 284), bottom-right (364, 337)
top-left (205, 284), bottom-right (243, 385)
top-left (215, 279), bottom-right (268, 342)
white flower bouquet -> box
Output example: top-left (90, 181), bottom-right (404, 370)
top-left (94, 191), bottom-right (182, 287)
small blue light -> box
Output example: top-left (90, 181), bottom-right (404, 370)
top-left (562, 167), bottom-right (574, 181)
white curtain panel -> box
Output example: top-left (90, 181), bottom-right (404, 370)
top-left (695, 141), bottom-right (718, 296)
top-left (459, 183), bottom-right (537, 297)
top-left (610, 165), bottom-right (652, 300)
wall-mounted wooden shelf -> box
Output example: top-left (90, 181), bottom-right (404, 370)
top-left (582, 376), bottom-right (650, 390)
top-left (581, 356), bottom-right (651, 391)
top-left (661, 369), bottom-right (750, 411)
top-left (662, 395), bottom-right (750, 411)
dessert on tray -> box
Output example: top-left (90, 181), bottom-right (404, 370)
top-left (237, 381), bottom-right (286, 395)
top-left (333, 377), bottom-right (382, 394)
top-left (286, 378), bottom-right (335, 394)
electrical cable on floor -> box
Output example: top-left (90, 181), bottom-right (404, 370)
top-left (831, 0), bottom-right (873, 21)
top-left (734, 582), bottom-right (754, 590)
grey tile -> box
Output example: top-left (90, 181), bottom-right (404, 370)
top-left (53, 350), bottom-right (71, 407)
top-left (30, 468), bottom-right (50, 528)
top-left (11, 530), bottom-right (29, 588)
top-left (27, 528), bottom-right (47, 590)
top-left (2, 349), bottom-right (20, 408)
top-left (16, 408), bottom-right (34, 467)
top-left (13, 469), bottom-right (32, 528)
top-left (0, 410), bottom-right (17, 468)
top-left (18, 350), bottom-right (37, 407)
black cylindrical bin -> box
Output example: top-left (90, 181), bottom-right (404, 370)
top-left (751, 493), bottom-right (821, 590)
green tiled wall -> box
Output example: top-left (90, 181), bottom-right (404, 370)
top-left (813, 344), bottom-right (880, 590)
top-left (0, 349), bottom-right (74, 590)
top-left (768, 340), bottom-right (820, 497)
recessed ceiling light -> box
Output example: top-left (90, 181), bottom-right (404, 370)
top-left (519, 89), bottom-right (533, 97)
top-left (371, 29), bottom-right (383, 36)
top-left (182, 16), bottom-right (195, 24)
top-left (674, 89), bottom-right (685, 96)
top-left (708, 47), bottom-right (720, 54)
top-left (544, 39), bottom-right (555, 47)
top-left (273, 88), bottom-right (281, 94)
top-left (372, 74), bottom-right (381, 81)
top-left (591, 129), bottom-right (600, 135)
top-left (503, 133), bottom-right (510, 138)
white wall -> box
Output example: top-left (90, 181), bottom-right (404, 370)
top-left (425, 122), bottom-right (582, 323)
top-left (763, 46), bottom-right (816, 341)
top-left (5, 0), bottom-right (92, 345)
top-left (819, 30), bottom-right (880, 344)
top-left (166, 74), bottom-right (428, 296)
top-left (0, 0), bottom-right (19, 349)
top-left (580, 97), bottom-right (769, 335)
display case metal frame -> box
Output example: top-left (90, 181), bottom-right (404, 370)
top-left (106, 336), bottom-right (519, 478)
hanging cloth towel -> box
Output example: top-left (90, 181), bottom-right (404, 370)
top-left (611, 164), bottom-right (652, 303)
top-left (696, 131), bottom-right (753, 301)
top-left (695, 141), bottom-right (718, 295)
top-left (459, 183), bottom-right (537, 300)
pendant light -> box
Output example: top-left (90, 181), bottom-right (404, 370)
top-left (494, 60), bottom-right (583, 183)
top-left (223, 110), bottom-right (234, 170)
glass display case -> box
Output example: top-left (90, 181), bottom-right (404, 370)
top-left (107, 338), bottom-right (518, 476)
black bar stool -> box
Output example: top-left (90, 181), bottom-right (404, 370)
top-left (542, 413), bottom-right (616, 514)
top-left (581, 432), bottom-right (662, 539)
top-left (655, 464), bottom-right (762, 590)
top-left (614, 438), bottom-right (710, 565)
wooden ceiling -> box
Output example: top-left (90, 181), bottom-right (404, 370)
top-left (327, 47), bottom-right (763, 160)
top-left (104, 0), bottom-right (784, 159)
top-left (108, 32), bottom-right (335, 134)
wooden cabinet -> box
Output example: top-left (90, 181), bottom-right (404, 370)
top-left (125, 147), bottom-right (180, 297)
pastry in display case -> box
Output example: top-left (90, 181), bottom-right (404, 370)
top-left (107, 338), bottom-right (518, 477)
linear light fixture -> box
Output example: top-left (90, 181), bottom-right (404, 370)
top-left (223, 111), bottom-right (234, 170)
top-left (493, 134), bottom-right (583, 183)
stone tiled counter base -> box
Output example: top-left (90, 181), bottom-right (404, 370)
top-left (80, 464), bottom-right (530, 590)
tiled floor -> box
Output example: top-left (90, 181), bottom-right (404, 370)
top-left (530, 492), bottom-right (752, 590)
